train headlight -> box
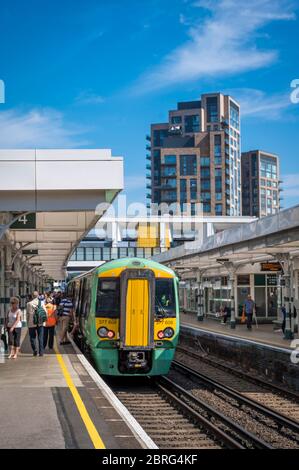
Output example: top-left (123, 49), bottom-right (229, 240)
top-left (97, 327), bottom-right (109, 338)
top-left (157, 330), bottom-right (164, 339)
top-left (163, 327), bottom-right (174, 338)
top-left (107, 330), bottom-right (115, 339)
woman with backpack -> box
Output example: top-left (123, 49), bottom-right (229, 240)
top-left (6, 297), bottom-right (22, 359)
top-left (43, 296), bottom-right (57, 351)
top-left (26, 291), bottom-right (48, 357)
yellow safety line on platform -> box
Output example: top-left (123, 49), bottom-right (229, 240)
top-left (54, 344), bottom-right (106, 449)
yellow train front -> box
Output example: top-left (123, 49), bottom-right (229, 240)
top-left (68, 258), bottom-right (180, 376)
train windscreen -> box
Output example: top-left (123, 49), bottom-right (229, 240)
top-left (96, 279), bottom-right (120, 318)
top-left (155, 278), bottom-right (176, 318)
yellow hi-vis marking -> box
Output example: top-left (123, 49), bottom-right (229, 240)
top-left (54, 346), bottom-right (106, 449)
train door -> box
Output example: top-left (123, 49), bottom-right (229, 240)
top-left (120, 269), bottom-right (155, 349)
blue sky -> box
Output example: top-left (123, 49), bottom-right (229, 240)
top-left (0, 0), bottom-right (299, 208)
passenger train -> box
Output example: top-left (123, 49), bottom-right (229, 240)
top-left (67, 258), bottom-right (180, 376)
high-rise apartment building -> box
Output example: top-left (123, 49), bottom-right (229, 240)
top-left (146, 93), bottom-right (241, 216)
top-left (241, 150), bottom-right (280, 218)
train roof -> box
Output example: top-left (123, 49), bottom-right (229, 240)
top-left (68, 257), bottom-right (177, 282)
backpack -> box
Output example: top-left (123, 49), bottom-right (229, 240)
top-left (33, 300), bottom-right (47, 326)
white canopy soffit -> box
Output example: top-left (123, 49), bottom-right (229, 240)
top-left (0, 149), bottom-right (124, 280)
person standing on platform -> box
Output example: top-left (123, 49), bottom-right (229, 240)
top-left (44, 296), bottom-right (57, 350)
top-left (59, 293), bottom-right (74, 345)
top-left (26, 291), bottom-right (48, 357)
top-left (281, 304), bottom-right (287, 334)
top-left (243, 295), bottom-right (256, 330)
top-left (221, 304), bottom-right (231, 324)
top-left (6, 297), bottom-right (22, 359)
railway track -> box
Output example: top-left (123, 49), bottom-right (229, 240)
top-left (168, 359), bottom-right (299, 448)
top-left (73, 334), bottom-right (299, 448)
top-left (110, 378), bottom-right (253, 449)
top-left (176, 345), bottom-right (299, 422)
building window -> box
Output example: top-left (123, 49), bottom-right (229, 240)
top-left (153, 129), bottom-right (168, 147)
top-left (260, 156), bottom-right (277, 179)
top-left (171, 115), bottom-right (182, 124)
top-left (200, 157), bottom-right (210, 166)
top-left (229, 101), bottom-right (240, 129)
top-left (184, 114), bottom-right (200, 133)
top-left (161, 166), bottom-right (176, 177)
top-left (200, 192), bottom-right (211, 201)
top-left (190, 179), bottom-right (197, 200)
top-left (164, 154), bottom-right (176, 165)
top-left (180, 154), bottom-right (197, 176)
top-left (215, 192), bottom-right (222, 201)
top-left (201, 180), bottom-right (211, 190)
top-left (180, 179), bottom-right (187, 203)
top-left (206, 96), bottom-right (218, 122)
top-left (162, 189), bottom-right (177, 202)
top-left (76, 247), bottom-right (85, 261)
top-left (214, 135), bottom-right (222, 157)
top-left (203, 202), bottom-right (211, 213)
top-left (85, 248), bottom-right (94, 261)
top-left (215, 177), bottom-right (222, 191)
top-left (201, 168), bottom-right (210, 178)
top-left (215, 204), bottom-right (222, 215)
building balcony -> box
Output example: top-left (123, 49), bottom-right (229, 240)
top-left (146, 183), bottom-right (152, 190)
top-left (146, 144), bottom-right (151, 151)
top-left (159, 183), bottom-right (177, 190)
top-left (146, 164), bottom-right (151, 170)
top-left (146, 173), bottom-right (151, 179)
top-left (146, 193), bottom-right (152, 199)
top-left (146, 134), bottom-right (151, 141)
top-left (146, 154), bottom-right (151, 161)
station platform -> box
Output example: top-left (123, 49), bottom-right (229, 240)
top-left (180, 313), bottom-right (299, 392)
top-left (0, 329), bottom-right (154, 450)
top-left (181, 312), bottom-right (297, 351)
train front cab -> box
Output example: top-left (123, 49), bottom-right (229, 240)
top-left (94, 265), bottom-right (179, 376)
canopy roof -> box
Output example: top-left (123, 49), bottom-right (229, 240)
top-left (0, 149), bottom-right (123, 279)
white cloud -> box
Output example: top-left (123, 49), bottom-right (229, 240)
top-left (74, 90), bottom-right (105, 105)
top-left (227, 88), bottom-right (291, 119)
top-left (0, 108), bottom-right (90, 148)
top-left (133, 0), bottom-right (295, 94)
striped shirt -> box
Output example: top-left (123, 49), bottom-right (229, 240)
top-left (60, 298), bottom-right (74, 317)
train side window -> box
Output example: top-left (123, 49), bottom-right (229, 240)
top-left (96, 278), bottom-right (120, 318)
top-left (155, 278), bottom-right (176, 318)
top-left (79, 277), bottom-right (91, 318)
top-left (84, 277), bottom-right (92, 318)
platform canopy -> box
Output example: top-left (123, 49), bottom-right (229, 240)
top-left (153, 205), bottom-right (299, 275)
top-left (0, 149), bottom-right (123, 280)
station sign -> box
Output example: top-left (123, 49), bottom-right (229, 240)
top-left (216, 258), bottom-right (229, 262)
top-left (11, 213), bottom-right (36, 230)
top-left (22, 249), bottom-right (38, 255)
top-left (260, 262), bottom-right (282, 272)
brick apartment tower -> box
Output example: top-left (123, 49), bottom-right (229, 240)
top-left (241, 150), bottom-right (281, 218)
top-left (146, 93), bottom-right (241, 216)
